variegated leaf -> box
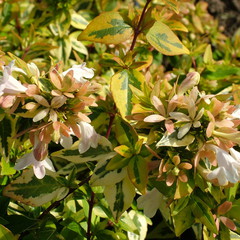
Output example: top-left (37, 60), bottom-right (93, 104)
top-left (78, 11), bottom-right (133, 44)
top-left (3, 169), bottom-right (68, 207)
top-left (146, 21), bottom-right (189, 55)
top-left (156, 131), bottom-right (194, 147)
top-left (91, 159), bottom-right (127, 186)
top-left (51, 136), bottom-right (116, 163)
top-left (104, 176), bottom-right (136, 219)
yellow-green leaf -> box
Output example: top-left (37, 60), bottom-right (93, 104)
top-left (128, 155), bottom-right (148, 194)
top-left (0, 225), bottom-right (15, 240)
top-left (163, 20), bottom-right (188, 32)
top-left (146, 21), bottom-right (190, 55)
top-left (111, 69), bottom-right (145, 119)
top-left (104, 176), bottom-right (136, 219)
top-left (114, 145), bottom-right (133, 158)
top-left (3, 170), bottom-right (68, 207)
top-left (203, 44), bottom-right (214, 64)
top-left (71, 11), bottom-right (89, 30)
top-left (162, 0), bottom-right (180, 14)
top-left (78, 12), bottom-right (133, 44)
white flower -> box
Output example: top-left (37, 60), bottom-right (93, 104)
top-left (207, 145), bottom-right (240, 185)
top-left (62, 63), bottom-right (94, 83)
top-left (78, 121), bottom-right (99, 153)
top-left (14, 152), bottom-right (55, 179)
top-left (14, 135), bottom-right (55, 179)
top-left (0, 61), bottom-right (27, 96)
top-left (59, 122), bottom-right (99, 153)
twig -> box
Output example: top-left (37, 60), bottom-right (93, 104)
top-left (86, 191), bottom-right (95, 240)
top-left (106, 112), bottom-right (115, 139)
top-left (130, 0), bottom-right (152, 51)
top-left (38, 176), bottom-right (91, 220)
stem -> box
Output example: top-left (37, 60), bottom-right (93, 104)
top-left (38, 176), bottom-right (91, 220)
top-left (130, 0), bottom-right (152, 51)
top-left (87, 191), bottom-right (95, 240)
top-left (106, 112), bottom-right (115, 139)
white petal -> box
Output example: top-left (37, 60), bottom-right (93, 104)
top-left (229, 148), bottom-right (240, 163)
top-left (1, 75), bottom-right (27, 95)
top-left (207, 167), bottom-right (228, 186)
top-left (177, 123), bottom-right (192, 139)
top-left (33, 108), bottom-right (50, 122)
top-left (144, 114), bottom-right (165, 122)
top-left (78, 122), bottom-right (99, 153)
top-left (14, 152), bottom-right (34, 170)
top-left (33, 164), bottom-right (46, 179)
top-left (42, 157), bottom-right (56, 172)
top-left (60, 134), bottom-right (73, 149)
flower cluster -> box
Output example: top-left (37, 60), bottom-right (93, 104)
top-left (0, 59), bottom-right (100, 179)
top-left (130, 71), bottom-right (240, 188)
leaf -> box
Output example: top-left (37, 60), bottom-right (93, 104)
top-left (111, 70), bottom-right (145, 119)
top-left (163, 20), bottom-right (188, 32)
top-left (114, 145), bottom-right (133, 158)
top-left (146, 21), bottom-right (189, 55)
top-left (1, 157), bottom-right (16, 175)
top-left (3, 169), bottom-right (68, 206)
top-left (69, 31), bottom-right (88, 55)
top-left (174, 179), bottom-right (194, 199)
top-left (191, 198), bottom-right (218, 234)
top-left (0, 116), bottom-right (12, 157)
top-left (106, 154), bottom-right (130, 170)
top-left (217, 201), bottom-right (232, 215)
top-left (78, 12), bottom-right (133, 44)
top-left (71, 11), bottom-right (89, 30)
top-left (0, 224), bottom-right (15, 240)
top-left (51, 136), bottom-right (116, 163)
top-left (203, 44), bottom-right (214, 64)
top-left (172, 205), bottom-right (195, 236)
top-left (172, 196), bottom-right (190, 216)
top-left (156, 131), bottom-right (195, 147)
top-left (227, 199), bottom-right (240, 221)
top-left (96, 229), bottom-right (119, 240)
top-left (162, 0), bottom-right (180, 14)
top-left (96, 0), bottom-right (118, 12)
top-left (91, 159), bottom-right (127, 186)
top-left (114, 115), bottom-right (138, 148)
top-left (104, 176), bottom-right (136, 219)
top-left (127, 155), bottom-right (148, 194)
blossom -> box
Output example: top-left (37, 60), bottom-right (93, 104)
top-left (62, 63), bottom-right (94, 83)
top-left (14, 135), bottom-right (55, 179)
top-left (206, 145), bottom-right (240, 185)
top-left (0, 61), bottom-right (27, 96)
top-left (78, 121), bottom-right (99, 153)
top-left (14, 151), bottom-right (55, 179)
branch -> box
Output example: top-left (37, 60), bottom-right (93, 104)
top-left (130, 0), bottom-right (152, 51)
top-left (87, 191), bottom-right (95, 240)
top-left (38, 175), bottom-right (91, 220)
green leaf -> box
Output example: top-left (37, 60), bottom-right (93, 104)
top-left (162, 0), bottom-right (180, 14)
top-left (156, 132), bottom-right (195, 147)
top-left (227, 199), bottom-right (240, 221)
top-left (146, 21), bottom-right (189, 55)
top-left (0, 224), bottom-right (15, 240)
top-left (114, 145), bottom-right (133, 158)
top-left (111, 69), bottom-right (145, 118)
top-left (1, 157), bottom-right (16, 175)
top-left (104, 176), bottom-right (136, 219)
top-left (96, 0), bottom-right (118, 12)
top-left (78, 11), bottom-right (133, 44)
top-left (191, 198), bottom-right (217, 234)
top-left (96, 229), bottom-right (119, 240)
top-left (127, 155), bottom-right (148, 194)
top-left (172, 196), bottom-right (190, 216)
top-left (0, 116), bottom-right (12, 157)
top-left (174, 179), bottom-right (194, 199)
top-left (91, 159), bottom-right (127, 186)
top-left (114, 115), bottom-right (138, 148)
top-left (51, 136), bottom-right (115, 163)
top-left (202, 65), bottom-right (240, 80)
top-left (172, 205), bottom-right (195, 237)
top-left (106, 154), bottom-right (130, 170)
top-left (3, 170), bottom-right (68, 206)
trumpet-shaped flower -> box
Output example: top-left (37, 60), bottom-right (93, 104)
top-left (0, 61), bottom-right (27, 96)
top-left (14, 151), bottom-right (55, 179)
top-left (207, 145), bottom-right (240, 185)
top-left (62, 63), bottom-right (94, 83)
top-left (14, 136), bottom-right (55, 179)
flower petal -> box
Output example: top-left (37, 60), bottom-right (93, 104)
top-left (60, 134), bottom-right (73, 149)
top-left (14, 152), bottom-right (34, 170)
top-left (33, 163), bottom-right (46, 179)
top-left (33, 108), bottom-right (50, 122)
top-left (144, 114), bottom-right (165, 122)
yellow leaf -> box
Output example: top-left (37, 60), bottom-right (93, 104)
top-left (162, 0), bottom-right (180, 14)
top-left (78, 12), bottom-right (133, 44)
top-left (163, 20), bottom-right (188, 32)
top-left (146, 21), bottom-right (190, 55)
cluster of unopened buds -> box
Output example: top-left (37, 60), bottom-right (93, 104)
top-left (0, 59), bottom-right (100, 179)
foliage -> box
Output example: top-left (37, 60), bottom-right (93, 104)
top-left (1, 0), bottom-right (240, 239)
